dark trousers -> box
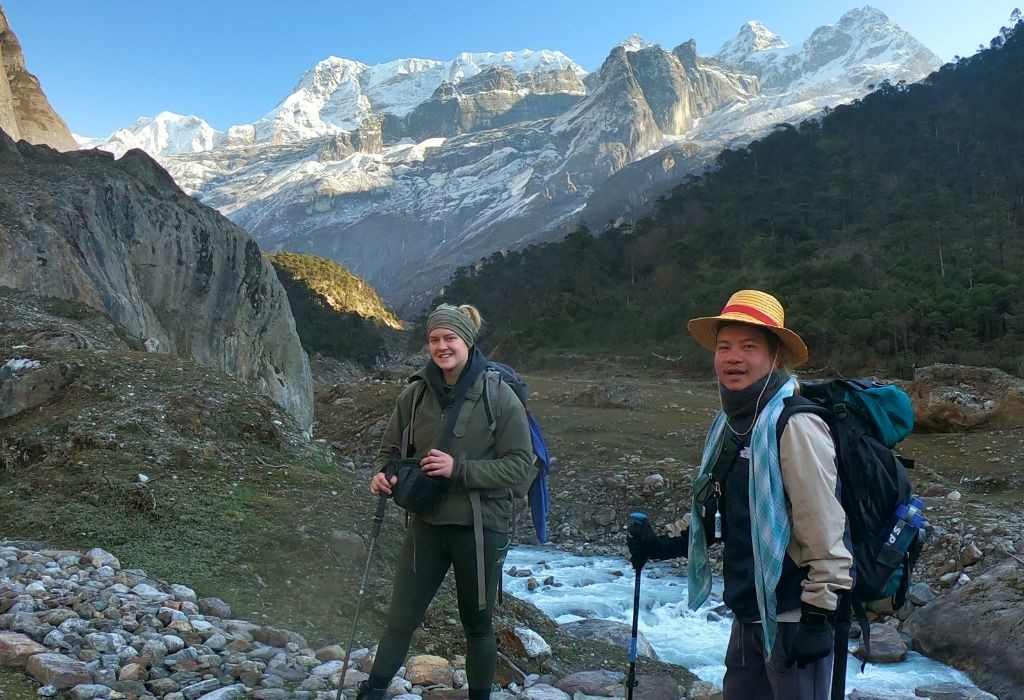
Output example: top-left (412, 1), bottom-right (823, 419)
top-left (723, 620), bottom-right (834, 700)
top-left (368, 519), bottom-right (510, 693)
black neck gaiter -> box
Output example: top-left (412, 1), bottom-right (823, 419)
top-left (719, 369), bottom-right (788, 435)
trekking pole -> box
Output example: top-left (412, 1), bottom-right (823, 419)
top-left (626, 512), bottom-right (648, 700)
top-left (336, 450), bottom-right (399, 700)
top-left (830, 590), bottom-right (853, 700)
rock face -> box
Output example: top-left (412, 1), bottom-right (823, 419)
top-left (0, 8), bottom-right (76, 151)
top-left (902, 559), bottom-right (1024, 699)
top-left (0, 130), bottom-right (314, 430)
top-left (909, 364), bottom-right (1024, 432)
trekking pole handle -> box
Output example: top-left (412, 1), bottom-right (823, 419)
top-left (630, 512), bottom-right (647, 523)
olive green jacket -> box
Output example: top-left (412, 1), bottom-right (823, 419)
top-left (376, 366), bottom-right (534, 533)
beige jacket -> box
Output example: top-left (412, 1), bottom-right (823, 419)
top-left (779, 412), bottom-right (854, 614)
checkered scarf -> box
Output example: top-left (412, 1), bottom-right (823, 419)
top-left (688, 377), bottom-right (797, 658)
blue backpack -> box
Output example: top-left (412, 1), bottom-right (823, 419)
top-left (482, 361), bottom-right (552, 543)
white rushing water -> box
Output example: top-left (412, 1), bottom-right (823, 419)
top-left (505, 546), bottom-right (976, 696)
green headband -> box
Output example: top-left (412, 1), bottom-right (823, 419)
top-left (426, 307), bottom-right (477, 347)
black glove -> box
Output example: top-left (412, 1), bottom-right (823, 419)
top-left (627, 518), bottom-right (659, 570)
top-left (789, 603), bottom-right (835, 669)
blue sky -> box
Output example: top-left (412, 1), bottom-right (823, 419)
top-left (3, 1), bottom-right (1018, 137)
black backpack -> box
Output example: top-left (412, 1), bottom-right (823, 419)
top-left (778, 379), bottom-right (923, 686)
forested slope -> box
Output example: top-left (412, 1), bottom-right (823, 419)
top-left (436, 18), bottom-right (1024, 376)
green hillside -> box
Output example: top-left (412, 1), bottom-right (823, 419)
top-left (266, 252), bottom-right (405, 367)
top-left (434, 18), bottom-right (1024, 377)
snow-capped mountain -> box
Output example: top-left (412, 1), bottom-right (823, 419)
top-left (86, 7), bottom-right (943, 312)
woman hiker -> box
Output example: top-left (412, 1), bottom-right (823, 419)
top-left (357, 303), bottom-right (534, 700)
top-left (627, 289), bottom-right (853, 700)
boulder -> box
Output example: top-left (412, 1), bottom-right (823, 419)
top-left (631, 674), bottom-right (678, 700)
top-left (520, 684), bottom-right (570, 700)
top-left (554, 670), bottom-right (626, 697)
top-left (495, 626), bottom-right (551, 659)
top-left (559, 619), bottom-right (658, 659)
top-left (404, 654), bottom-right (452, 686)
top-left (909, 364), bottom-right (1024, 432)
top-left (26, 652), bottom-right (93, 689)
top-left (0, 631), bottom-right (46, 668)
top-left (903, 559), bottom-right (1024, 699)
top-left (912, 682), bottom-right (998, 699)
top-left (851, 624), bottom-right (907, 663)
top-left (0, 359), bottom-right (72, 420)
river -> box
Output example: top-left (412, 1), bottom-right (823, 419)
top-left (505, 546), bottom-right (978, 696)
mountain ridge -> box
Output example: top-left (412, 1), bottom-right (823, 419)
top-left (80, 7), bottom-right (942, 313)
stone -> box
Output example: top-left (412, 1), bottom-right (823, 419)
top-left (83, 549), bottom-right (120, 571)
top-left (252, 625), bottom-right (306, 649)
top-left (912, 682), bottom-right (997, 699)
top-left (903, 560), bottom-right (1024, 699)
top-left (520, 684), bottom-right (570, 700)
top-left (909, 365), bottom-right (1024, 432)
top-left (685, 680), bottom-right (722, 700)
top-left (908, 582), bottom-right (936, 606)
top-left (69, 684), bottom-right (115, 700)
top-left (315, 645), bottom-right (345, 662)
top-left (197, 598), bottom-right (232, 619)
top-left (631, 674), bottom-right (677, 700)
top-left (558, 619), bottom-right (658, 660)
top-left (119, 663), bottom-right (149, 681)
top-left (554, 670), bottom-right (626, 697)
top-left (26, 652), bottom-right (94, 690)
top-left (181, 679), bottom-right (222, 700)
top-left (0, 631), bottom-right (47, 668)
top-left (170, 585), bottom-right (198, 604)
top-left (497, 627), bottom-right (550, 660)
top-left (959, 542), bottom-right (983, 567)
top-left (641, 474), bottom-right (665, 494)
top-left (852, 624), bottom-right (907, 664)
top-left (194, 684), bottom-right (246, 700)
top-left (403, 654), bottom-right (452, 686)
top-left (310, 660), bottom-right (343, 677)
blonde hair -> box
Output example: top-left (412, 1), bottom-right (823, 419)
top-left (456, 304), bottom-right (483, 331)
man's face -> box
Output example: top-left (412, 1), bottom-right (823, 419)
top-left (714, 324), bottom-right (779, 391)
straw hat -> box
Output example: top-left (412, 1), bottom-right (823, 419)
top-left (687, 289), bottom-right (809, 366)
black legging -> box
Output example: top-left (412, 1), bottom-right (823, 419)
top-left (367, 519), bottom-right (510, 696)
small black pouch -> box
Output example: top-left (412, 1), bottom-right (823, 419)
top-left (392, 457), bottom-right (448, 514)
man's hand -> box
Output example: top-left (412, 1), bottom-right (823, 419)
top-left (627, 518), bottom-right (659, 570)
top-left (789, 603), bottom-right (835, 668)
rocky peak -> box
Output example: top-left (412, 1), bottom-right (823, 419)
top-left (0, 6), bottom-right (76, 151)
top-left (620, 34), bottom-right (656, 53)
top-left (716, 20), bottom-right (790, 65)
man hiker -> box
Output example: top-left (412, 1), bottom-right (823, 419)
top-left (627, 289), bottom-right (853, 699)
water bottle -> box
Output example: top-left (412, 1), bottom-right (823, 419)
top-left (878, 496), bottom-right (924, 569)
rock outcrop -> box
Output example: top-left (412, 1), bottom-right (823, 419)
top-left (909, 364), bottom-right (1024, 432)
top-left (0, 7), bottom-right (76, 151)
top-left (0, 129), bottom-right (313, 430)
top-left (903, 559), bottom-right (1024, 699)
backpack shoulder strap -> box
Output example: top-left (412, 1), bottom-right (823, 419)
top-left (482, 369), bottom-right (502, 435)
top-left (402, 380), bottom-right (429, 457)
top-left (776, 394), bottom-right (830, 440)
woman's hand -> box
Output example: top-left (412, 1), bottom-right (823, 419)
top-left (370, 472), bottom-right (398, 495)
top-left (420, 449), bottom-right (454, 478)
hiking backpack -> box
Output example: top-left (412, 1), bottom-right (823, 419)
top-left (482, 361), bottom-right (552, 543)
top-left (778, 379), bottom-right (923, 679)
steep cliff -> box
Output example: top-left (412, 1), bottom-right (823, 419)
top-left (0, 129), bottom-right (313, 430)
top-left (0, 7), bottom-right (75, 151)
